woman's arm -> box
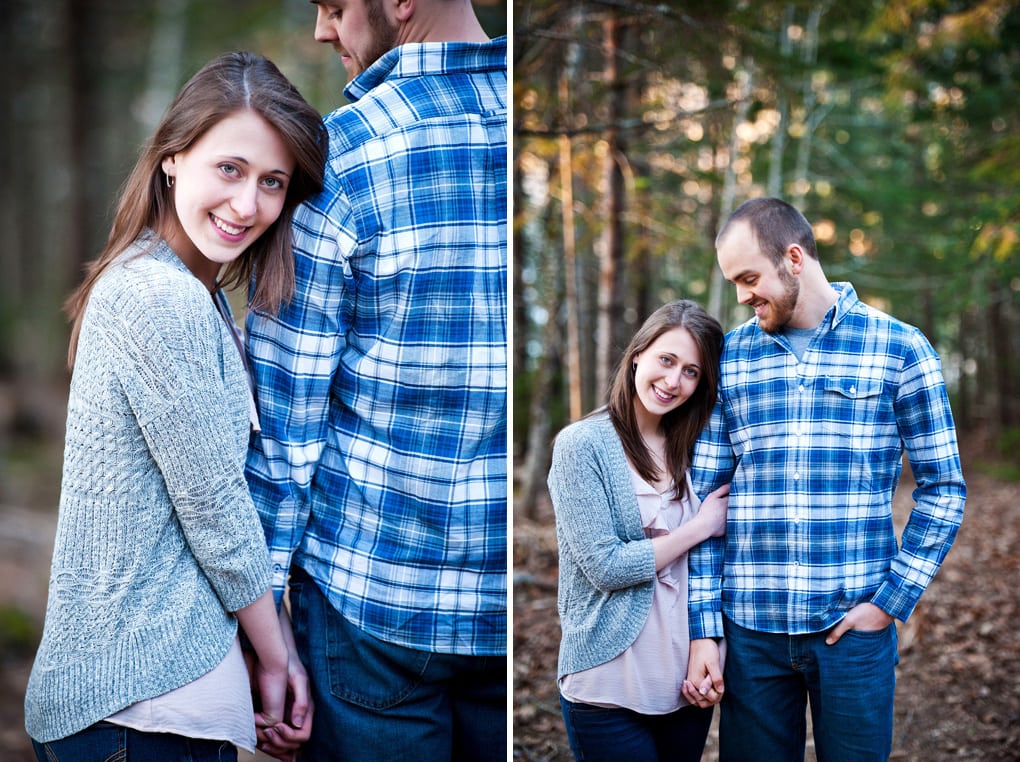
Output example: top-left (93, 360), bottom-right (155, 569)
top-left (651, 483), bottom-right (729, 571)
top-left (254, 606), bottom-right (314, 762)
top-left (235, 590), bottom-right (290, 728)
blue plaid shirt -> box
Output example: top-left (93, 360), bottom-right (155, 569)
top-left (689, 283), bottom-right (965, 639)
top-left (244, 38), bottom-right (507, 656)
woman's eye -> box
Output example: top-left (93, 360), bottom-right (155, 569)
top-left (220, 163), bottom-right (239, 177)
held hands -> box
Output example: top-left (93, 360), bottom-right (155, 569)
top-left (682, 638), bottom-right (725, 708)
top-left (252, 650), bottom-right (313, 761)
top-left (246, 608), bottom-right (314, 761)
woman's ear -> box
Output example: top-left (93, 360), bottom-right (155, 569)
top-left (161, 155), bottom-right (177, 180)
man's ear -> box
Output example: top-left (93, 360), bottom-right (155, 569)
top-left (393, 0), bottom-right (415, 23)
top-left (786, 243), bottom-right (805, 275)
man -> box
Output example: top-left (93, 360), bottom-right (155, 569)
top-left (682, 198), bottom-right (965, 760)
top-left (244, 1), bottom-right (507, 759)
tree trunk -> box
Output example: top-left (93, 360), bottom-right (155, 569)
top-left (791, 4), bottom-right (825, 207)
top-left (768, 5), bottom-right (794, 198)
top-left (709, 61), bottom-right (753, 324)
top-left (512, 157), bottom-right (528, 459)
top-left (558, 8), bottom-right (583, 422)
top-left (594, 10), bottom-right (626, 399)
top-left (517, 228), bottom-right (565, 521)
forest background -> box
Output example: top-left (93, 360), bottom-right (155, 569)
top-left (512, 1), bottom-right (1019, 760)
top-left (0, 2), bottom-right (506, 760)
top-left (513, 0), bottom-right (1020, 511)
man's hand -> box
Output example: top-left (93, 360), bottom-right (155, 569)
top-left (253, 607), bottom-right (314, 761)
top-left (254, 664), bottom-right (313, 761)
top-left (825, 602), bottom-right (894, 645)
top-left (682, 638), bottom-right (725, 708)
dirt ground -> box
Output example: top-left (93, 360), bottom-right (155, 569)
top-left (513, 442), bottom-right (1020, 761)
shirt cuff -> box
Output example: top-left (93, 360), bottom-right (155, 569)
top-left (690, 609), bottom-right (724, 641)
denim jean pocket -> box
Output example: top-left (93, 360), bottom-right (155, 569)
top-left (321, 601), bottom-right (431, 710)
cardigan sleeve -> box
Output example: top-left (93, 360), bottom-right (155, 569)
top-left (93, 273), bottom-right (272, 612)
top-left (548, 419), bottom-right (656, 592)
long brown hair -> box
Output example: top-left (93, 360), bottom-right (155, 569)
top-left (604, 300), bottom-right (723, 499)
top-left (65, 51), bottom-right (327, 369)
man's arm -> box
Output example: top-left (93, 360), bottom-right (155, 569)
top-left (688, 400), bottom-right (734, 641)
top-left (245, 195), bottom-right (353, 604)
top-left (869, 333), bottom-right (966, 623)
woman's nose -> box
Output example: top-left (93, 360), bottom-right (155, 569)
top-left (230, 182), bottom-right (259, 220)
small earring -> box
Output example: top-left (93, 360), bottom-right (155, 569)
top-left (165, 173), bottom-right (174, 188)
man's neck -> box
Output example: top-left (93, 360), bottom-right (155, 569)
top-left (789, 272), bottom-right (838, 330)
top-left (397, 1), bottom-right (489, 45)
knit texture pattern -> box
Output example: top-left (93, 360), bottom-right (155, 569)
top-left (25, 236), bottom-right (272, 743)
top-left (547, 412), bottom-right (657, 679)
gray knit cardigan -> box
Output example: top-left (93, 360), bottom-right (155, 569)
top-left (24, 237), bottom-right (273, 743)
top-left (547, 412), bottom-right (658, 680)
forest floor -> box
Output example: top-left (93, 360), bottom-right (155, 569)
top-left (513, 439), bottom-right (1020, 761)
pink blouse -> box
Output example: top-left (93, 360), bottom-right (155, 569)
top-left (560, 467), bottom-right (699, 714)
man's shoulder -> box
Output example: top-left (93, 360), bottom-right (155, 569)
top-left (722, 317), bottom-right (763, 348)
top-left (841, 297), bottom-right (934, 354)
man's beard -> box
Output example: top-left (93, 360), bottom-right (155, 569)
top-left (365, 0), bottom-right (399, 68)
top-left (758, 267), bottom-right (799, 333)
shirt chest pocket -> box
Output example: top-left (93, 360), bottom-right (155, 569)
top-left (820, 377), bottom-right (886, 439)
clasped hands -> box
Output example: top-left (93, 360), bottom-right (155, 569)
top-left (248, 648), bottom-right (312, 761)
top-left (245, 608), bottom-right (313, 762)
top-left (682, 638), bottom-right (725, 708)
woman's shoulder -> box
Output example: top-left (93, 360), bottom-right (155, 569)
top-left (91, 240), bottom-right (211, 318)
top-left (555, 410), bottom-right (614, 443)
top-left (552, 411), bottom-right (625, 464)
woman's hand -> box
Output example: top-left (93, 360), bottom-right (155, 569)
top-left (255, 607), bottom-right (314, 761)
top-left (696, 483), bottom-right (730, 538)
top-left (251, 652), bottom-right (289, 730)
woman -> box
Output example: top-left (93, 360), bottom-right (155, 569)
top-left (548, 299), bottom-right (729, 762)
top-left (24, 51), bottom-right (326, 761)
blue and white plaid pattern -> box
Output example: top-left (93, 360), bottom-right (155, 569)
top-left (689, 283), bottom-right (965, 639)
top-left (245, 38), bottom-right (507, 656)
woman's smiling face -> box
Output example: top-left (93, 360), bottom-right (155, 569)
top-left (160, 109), bottom-right (294, 288)
top-left (632, 326), bottom-right (703, 427)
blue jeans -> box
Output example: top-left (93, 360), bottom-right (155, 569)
top-left (720, 615), bottom-right (898, 762)
top-left (559, 695), bottom-right (713, 762)
top-left (288, 567), bottom-right (507, 762)
top-left (31, 721), bottom-right (236, 761)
